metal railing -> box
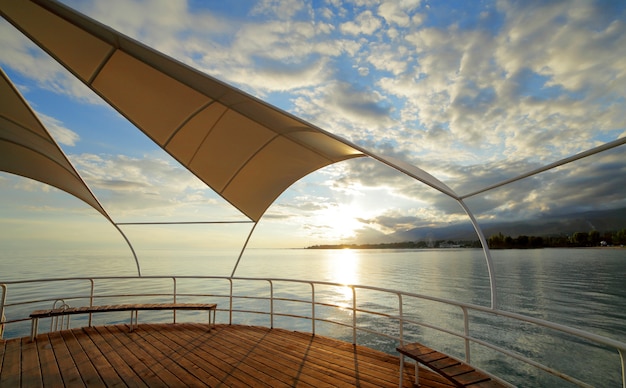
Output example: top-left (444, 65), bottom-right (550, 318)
top-left (1, 276), bottom-right (624, 387)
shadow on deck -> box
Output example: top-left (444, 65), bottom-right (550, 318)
top-left (0, 323), bottom-right (454, 387)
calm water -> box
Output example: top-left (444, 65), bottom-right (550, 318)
top-left (1, 248), bottom-right (625, 387)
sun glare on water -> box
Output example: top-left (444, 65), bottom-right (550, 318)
top-left (326, 248), bottom-right (360, 302)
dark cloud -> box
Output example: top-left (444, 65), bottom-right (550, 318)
top-left (327, 81), bottom-right (392, 121)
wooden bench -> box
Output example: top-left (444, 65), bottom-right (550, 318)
top-left (397, 342), bottom-right (507, 387)
top-left (30, 302), bottom-right (217, 341)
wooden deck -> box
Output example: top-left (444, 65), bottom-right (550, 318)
top-left (0, 323), bottom-right (455, 387)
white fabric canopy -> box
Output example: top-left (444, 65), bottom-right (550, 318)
top-left (0, 0), bottom-right (364, 221)
top-left (0, 68), bottom-right (109, 220)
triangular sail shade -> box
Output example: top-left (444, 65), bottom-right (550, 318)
top-left (0, 67), bottom-right (110, 220)
top-left (0, 0), bottom-right (365, 221)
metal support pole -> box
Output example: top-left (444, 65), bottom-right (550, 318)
top-left (230, 222), bottom-right (257, 278)
top-left (398, 293), bottom-right (404, 346)
top-left (88, 279), bottom-right (94, 327)
top-left (619, 348), bottom-right (625, 388)
top-left (462, 306), bottom-right (470, 363)
top-left (228, 278), bottom-right (233, 325)
top-left (311, 283), bottom-right (315, 335)
top-left (458, 199), bottom-right (497, 309)
top-left (269, 280), bottom-right (274, 329)
top-left (0, 284), bottom-right (7, 340)
top-left (352, 286), bottom-right (357, 345)
top-left (173, 277), bottom-right (177, 323)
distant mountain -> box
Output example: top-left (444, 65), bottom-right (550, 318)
top-left (387, 207), bottom-right (626, 243)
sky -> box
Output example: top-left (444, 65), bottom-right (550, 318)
top-left (1, 0), bottom-right (626, 255)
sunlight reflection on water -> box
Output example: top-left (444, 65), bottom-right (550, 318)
top-left (2, 247), bottom-right (625, 386)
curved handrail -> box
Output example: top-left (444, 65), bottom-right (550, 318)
top-left (1, 276), bottom-right (624, 387)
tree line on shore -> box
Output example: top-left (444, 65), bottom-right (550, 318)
top-left (306, 240), bottom-right (481, 250)
top-left (306, 229), bottom-right (626, 250)
top-left (488, 229), bottom-right (626, 249)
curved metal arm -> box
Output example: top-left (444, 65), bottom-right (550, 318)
top-left (230, 222), bottom-right (258, 277)
top-left (457, 199), bottom-right (497, 309)
top-left (113, 223), bottom-right (141, 276)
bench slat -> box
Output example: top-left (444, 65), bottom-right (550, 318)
top-left (30, 303), bottom-right (217, 318)
top-left (397, 342), bottom-right (506, 387)
top-left (430, 357), bottom-right (461, 369)
top-left (453, 371), bottom-right (491, 385)
top-left (30, 303), bottom-right (217, 341)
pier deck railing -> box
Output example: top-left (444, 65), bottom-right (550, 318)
top-left (1, 276), bottom-right (624, 387)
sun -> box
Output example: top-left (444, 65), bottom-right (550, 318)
top-left (317, 203), bottom-right (365, 242)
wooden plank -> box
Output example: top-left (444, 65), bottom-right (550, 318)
top-left (0, 337), bottom-right (21, 387)
top-left (142, 323), bottom-right (277, 387)
top-left (48, 330), bottom-right (86, 387)
top-left (20, 337), bottom-right (42, 387)
top-left (92, 327), bottom-right (164, 386)
top-left (99, 324), bottom-right (187, 387)
top-left (420, 350), bottom-right (450, 363)
top-left (59, 329), bottom-right (106, 387)
top-left (468, 380), bottom-right (508, 387)
top-left (74, 328), bottom-right (127, 387)
top-left (82, 326), bottom-right (148, 388)
top-left (217, 324), bottom-right (362, 387)
top-left (274, 328), bottom-right (403, 386)
top-left (430, 356), bottom-right (462, 369)
top-left (36, 334), bottom-right (64, 387)
top-left (282, 327), bottom-right (402, 373)
top-left (219, 324), bottom-right (402, 388)
top-left (286, 329), bottom-right (454, 388)
top-left (398, 342), bottom-right (438, 357)
top-left (251, 326), bottom-right (398, 385)
top-left (119, 324), bottom-right (212, 386)
top-left (2, 324), bottom-right (473, 388)
top-left (439, 362), bottom-right (476, 377)
top-left (182, 325), bottom-right (322, 387)
top-left (452, 371), bottom-right (491, 386)
top-left (31, 303), bottom-right (217, 318)
top-left (174, 324), bottom-right (323, 388)
top-left (397, 342), bottom-right (506, 388)
top-left (160, 326), bottom-right (260, 387)
top-left (227, 328), bottom-right (361, 388)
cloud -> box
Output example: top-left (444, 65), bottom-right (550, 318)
top-left (0, 20), bottom-right (102, 104)
top-left (68, 153), bottom-right (240, 220)
top-left (378, 0), bottom-right (421, 27)
top-left (3, 0), bottom-right (625, 245)
top-left (38, 113), bottom-right (80, 147)
top-left (251, 0), bottom-right (307, 20)
top-left (340, 10), bottom-right (382, 35)
top-left (290, 81), bottom-right (395, 144)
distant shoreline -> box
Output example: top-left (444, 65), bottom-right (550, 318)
top-left (304, 244), bottom-right (624, 250)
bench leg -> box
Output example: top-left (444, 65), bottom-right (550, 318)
top-left (30, 318), bottom-right (39, 342)
top-left (399, 354), bottom-right (404, 387)
top-left (208, 308), bottom-right (216, 332)
top-left (129, 310), bottom-right (138, 332)
top-left (414, 360), bottom-right (419, 386)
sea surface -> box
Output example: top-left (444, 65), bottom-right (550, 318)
top-left (1, 247), bottom-right (625, 387)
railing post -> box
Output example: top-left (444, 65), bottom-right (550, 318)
top-left (311, 283), bottom-right (315, 335)
top-left (352, 286), bottom-right (357, 345)
top-left (269, 280), bottom-right (274, 329)
top-left (619, 348), bottom-right (625, 388)
top-left (0, 284), bottom-right (7, 339)
top-left (462, 306), bottom-right (470, 363)
top-left (228, 278), bottom-right (233, 325)
top-left (172, 277), bottom-right (177, 324)
top-left (398, 293), bottom-right (403, 346)
top-left (88, 279), bottom-right (94, 327)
